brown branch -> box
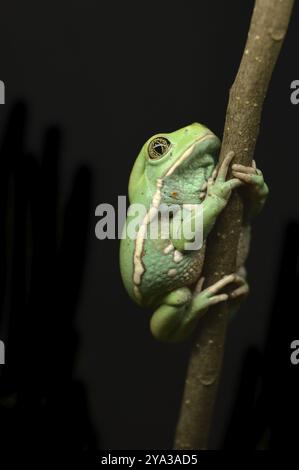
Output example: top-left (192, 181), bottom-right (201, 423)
top-left (174, 0), bottom-right (294, 450)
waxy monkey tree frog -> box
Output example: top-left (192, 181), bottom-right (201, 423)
top-left (120, 123), bottom-right (268, 342)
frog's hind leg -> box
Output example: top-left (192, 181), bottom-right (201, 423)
top-left (150, 287), bottom-right (194, 342)
top-left (150, 273), bottom-right (247, 343)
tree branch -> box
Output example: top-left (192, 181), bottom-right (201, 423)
top-left (174, 0), bottom-right (294, 450)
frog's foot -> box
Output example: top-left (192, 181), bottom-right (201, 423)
top-left (231, 160), bottom-right (269, 219)
top-left (191, 272), bottom-right (246, 313)
top-left (231, 160), bottom-right (268, 197)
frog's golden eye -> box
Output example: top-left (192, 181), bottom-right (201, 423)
top-left (148, 137), bottom-right (171, 160)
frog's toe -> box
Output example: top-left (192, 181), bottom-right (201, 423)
top-left (216, 150), bottom-right (235, 181)
top-left (204, 273), bottom-right (244, 296)
top-left (230, 282), bottom-right (249, 299)
top-left (232, 162), bottom-right (257, 174)
top-left (232, 162), bottom-right (264, 186)
top-left (206, 293), bottom-right (229, 306)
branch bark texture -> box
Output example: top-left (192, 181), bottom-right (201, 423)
top-left (174, 0), bottom-right (294, 450)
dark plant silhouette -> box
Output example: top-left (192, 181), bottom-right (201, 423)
top-left (0, 102), bottom-right (97, 457)
top-left (223, 221), bottom-right (299, 449)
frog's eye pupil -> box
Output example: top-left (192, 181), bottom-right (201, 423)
top-left (148, 137), bottom-right (171, 159)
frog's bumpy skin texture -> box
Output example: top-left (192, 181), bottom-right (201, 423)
top-left (139, 238), bottom-right (206, 301)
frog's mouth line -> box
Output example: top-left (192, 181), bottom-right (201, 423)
top-left (164, 132), bottom-right (217, 178)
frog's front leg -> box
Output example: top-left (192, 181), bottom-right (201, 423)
top-left (150, 273), bottom-right (246, 342)
top-left (172, 151), bottom-right (243, 252)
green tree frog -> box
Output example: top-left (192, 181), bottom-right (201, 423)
top-left (120, 123), bottom-right (268, 342)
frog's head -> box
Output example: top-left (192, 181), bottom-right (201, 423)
top-left (129, 123), bottom-right (220, 205)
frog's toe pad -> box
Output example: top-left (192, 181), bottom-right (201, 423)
top-left (230, 282), bottom-right (249, 299)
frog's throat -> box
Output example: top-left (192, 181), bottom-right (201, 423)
top-left (132, 132), bottom-right (214, 302)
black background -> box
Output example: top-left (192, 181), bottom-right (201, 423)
top-left (0, 0), bottom-right (298, 455)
